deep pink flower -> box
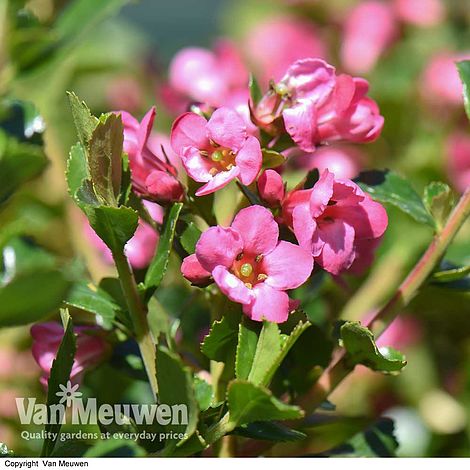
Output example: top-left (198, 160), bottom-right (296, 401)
top-left (255, 59), bottom-right (384, 152)
top-left (168, 40), bottom-right (248, 108)
top-left (118, 108), bottom-right (184, 203)
top-left (85, 201), bottom-right (162, 269)
top-left (31, 322), bottom-right (107, 387)
top-left (171, 107), bottom-right (262, 196)
top-left (185, 205), bottom-right (313, 323)
top-left (393, 0), bottom-right (444, 27)
top-left (257, 170), bottom-right (285, 207)
top-left (283, 170), bottom-right (387, 275)
top-left (446, 132), bottom-right (470, 193)
top-left (341, 1), bottom-right (398, 75)
top-left (244, 17), bottom-right (327, 86)
top-left (181, 254), bottom-right (212, 286)
top-left (422, 52), bottom-right (470, 106)
top-left (289, 144), bottom-right (364, 179)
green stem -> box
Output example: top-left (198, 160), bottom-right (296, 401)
top-left (298, 187), bottom-right (470, 413)
top-left (113, 249), bottom-right (158, 400)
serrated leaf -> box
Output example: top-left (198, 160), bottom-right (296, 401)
top-left (424, 181), bottom-right (454, 231)
top-left (145, 202), bottom-right (183, 293)
top-left (41, 312), bottom-right (77, 457)
top-left (262, 149), bottom-right (286, 169)
top-left (194, 375), bottom-right (213, 412)
top-left (66, 92), bottom-right (98, 148)
top-left (88, 112), bottom-right (123, 205)
top-left (201, 314), bottom-right (240, 362)
top-left (227, 380), bottom-right (304, 426)
top-left (235, 317), bottom-right (259, 380)
top-left (84, 205), bottom-right (138, 253)
top-left (66, 142), bottom-right (88, 200)
top-left (155, 347), bottom-right (198, 446)
top-left (340, 321), bottom-right (407, 374)
top-left (356, 170), bottom-right (434, 226)
top-left (180, 222), bottom-right (202, 255)
top-left (457, 61), bottom-right (470, 121)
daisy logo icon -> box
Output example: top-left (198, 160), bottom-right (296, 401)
top-left (56, 381), bottom-right (82, 407)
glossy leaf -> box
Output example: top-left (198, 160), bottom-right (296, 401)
top-left (424, 181), bottom-right (454, 231)
top-left (201, 314), bottom-right (239, 362)
top-left (235, 421), bottom-right (307, 442)
top-left (180, 222), bottom-right (202, 255)
top-left (262, 149), bottom-right (286, 169)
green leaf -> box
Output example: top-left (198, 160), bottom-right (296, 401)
top-left (65, 280), bottom-right (120, 329)
top-left (201, 313), bottom-right (240, 362)
top-left (66, 142), bottom-right (88, 201)
top-left (235, 421), bottom-right (307, 442)
top-left (41, 312), bottom-right (77, 457)
top-left (424, 182), bottom-right (454, 231)
top-left (145, 202), bottom-right (183, 292)
top-left (155, 347), bottom-right (198, 444)
top-left (457, 61), bottom-right (470, 121)
top-left (88, 112), bottom-right (123, 205)
top-left (83, 439), bottom-right (146, 457)
top-left (432, 265), bottom-right (470, 283)
top-left (235, 317), bottom-right (259, 380)
top-left (356, 170), bottom-right (434, 226)
top-left (84, 205), bottom-right (138, 253)
top-left (194, 375), bottom-right (214, 412)
top-left (66, 92), bottom-right (98, 148)
top-left (262, 149), bottom-right (286, 169)
top-left (0, 130), bottom-right (48, 205)
top-left (340, 321), bottom-right (407, 374)
top-left (249, 73), bottom-right (263, 106)
top-left (227, 380), bottom-right (304, 426)
top-left (0, 269), bottom-right (71, 327)
top-left (180, 222), bottom-right (202, 255)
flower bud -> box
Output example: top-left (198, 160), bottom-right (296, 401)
top-left (257, 170), bottom-right (285, 206)
top-left (145, 170), bottom-right (184, 203)
top-left (181, 254), bottom-right (212, 287)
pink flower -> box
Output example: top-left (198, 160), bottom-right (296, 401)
top-left (422, 52), bottom-right (470, 106)
top-left (446, 132), bottom-right (470, 193)
top-left (283, 169), bottom-right (387, 275)
top-left (341, 1), bottom-right (398, 75)
top-left (171, 107), bottom-right (262, 196)
top-left (393, 0), bottom-right (444, 27)
top-left (255, 59), bottom-right (384, 152)
top-left (289, 144), bottom-right (364, 179)
top-left (244, 17), bottom-right (327, 86)
top-left (181, 254), bottom-right (212, 286)
top-left (168, 40), bottom-right (248, 108)
top-left (375, 316), bottom-right (422, 349)
top-left (106, 76), bottom-right (143, 112)
top-left (85, 202), bottom-right (162, 269)
top-left (185, 205), bottom-right (313, 323)
top-left (257, 170), bottom-right (285, 207)
top-left (31, 322), bottom-right (107, 387)
top-left (118, 108), bottom-right (184, 203)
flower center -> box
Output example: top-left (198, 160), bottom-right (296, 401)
top-left (203, 146), bottom-right (236, 176)
top-left (231, 253), bottom-right (267, 289)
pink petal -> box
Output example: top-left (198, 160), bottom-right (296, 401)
top-left (231, 205), bottom-right (279, 255)
top-left (171, 112), bottom-right (209, 155)
top-left (310, 169), bottom-right (334, 217)
top-left (316, 219), bottom-right (356, 275)
top-left (244, 283), bottom-right (290, 323)
top-left (145, 170), bottom-right (184, 203)
top-left (212, 266), bottom-right (254, 305)
top-left (181, 254), bottom-right (212, 286)
top-left (235, 136), bottom-right (262, 185)
top-left (292, 204), bottom-right (318, 253)
top-left (283, 101), bottom-right (317, 153)
top-left (195, 166), bottom-right (240, 196)
top-left (258, 169), bottom-right (285, 206)
top-left (137, 107), bottom-right (156, 154)
top-left (206, 107), bottom-right (247, 150)
top-left (181, 147), bottom-right (213, 183)
top-left (124, 221), bottom-right (158, 269)
top-left (263, 241), bottom-right (313, 290)
top-left (196, 226), bottom-right (243, 272)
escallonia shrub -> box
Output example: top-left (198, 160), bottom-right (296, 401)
top-left (18, 51), bottom-right (470, 458)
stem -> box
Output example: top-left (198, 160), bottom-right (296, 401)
top-left (299, 188), bottom-right (470, 413)
top-left (113, 249), bottom-right (158, 400)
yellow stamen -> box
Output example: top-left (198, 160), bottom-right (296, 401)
top-left (257, 274), bottom-right (268, 281)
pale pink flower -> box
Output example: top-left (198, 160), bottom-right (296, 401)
top-left (171, 107), bottom-right (262, 196)
top-left (31, 322), bottom-right (107, 387)
top-left (244, 17), bottom-right (327, 85)
top-left (168, 40), bottom-right (248, 108)
top-left (446, 132), bottom-right (470, 193)
top-left (257, 169), bottom-right (285, 207)
top-left (393, 0), bottom-right (444, 27)
top-left (341, 1), bottom-right (398, 75)
top-left (283, 169), bottom-right (387, 275)
top-left (184, 205), bottom-right (313, 323)
top-left (422, 52), bottom-right (470, 106)
top-left (290, 144), bottom-right (364, 179)
top-left (118, 108), bottom-right (184, 203)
